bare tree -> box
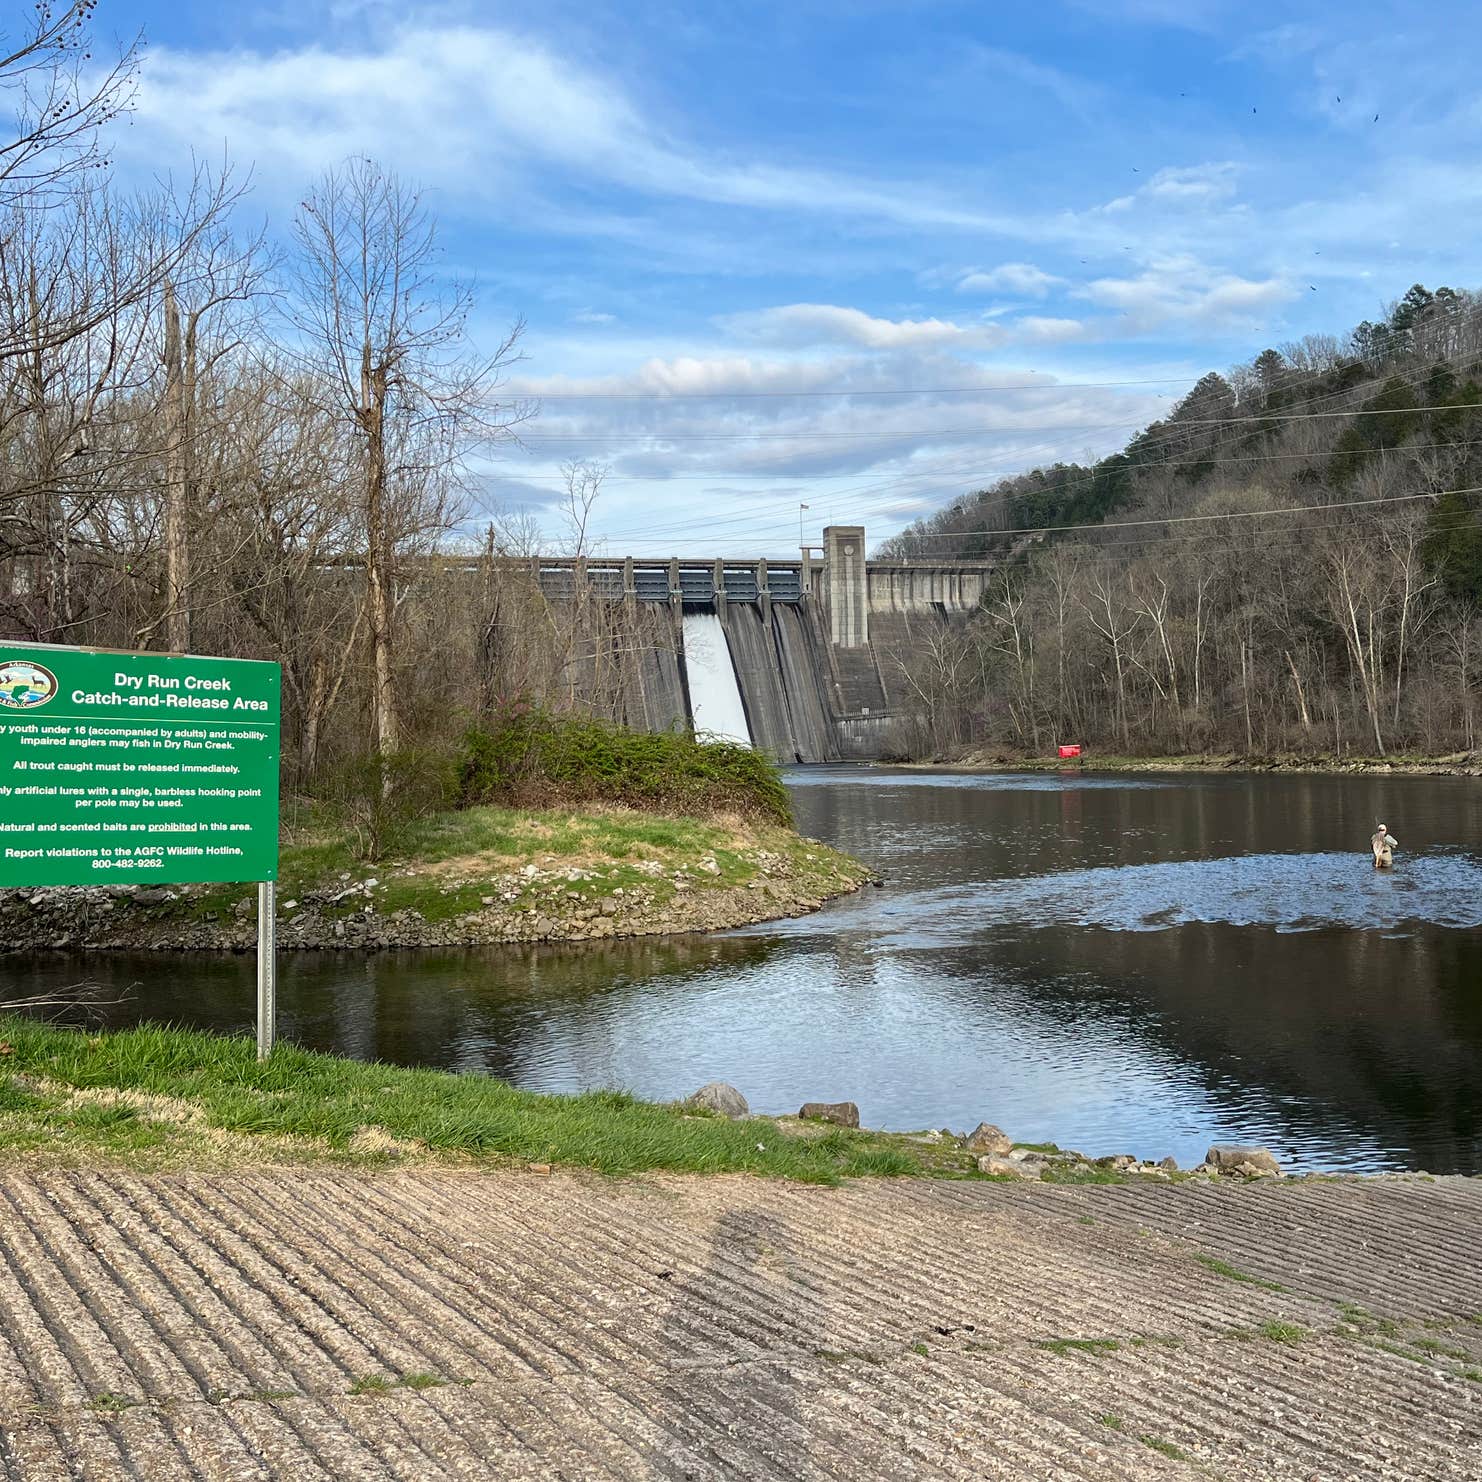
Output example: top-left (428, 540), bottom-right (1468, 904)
top-left (1080, 570), bottom-right (1141, 750)
top-left (288, 156), bottom-right (525, 759)
top-left (156, 199), bottom-right (270, 653)
top-left (560, 458), bottom-right (606, 557)
top-left (0, 2), bottom-right (139, 215)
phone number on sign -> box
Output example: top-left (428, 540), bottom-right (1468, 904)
top-left (91, 857), bottom-right (165, 870)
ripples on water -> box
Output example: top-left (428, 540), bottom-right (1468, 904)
top-left (878, 851), bottom-right (1482, 938)
top-left (4, 767), bottom-right (1482, 1174)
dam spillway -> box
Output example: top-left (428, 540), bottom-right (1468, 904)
top-left (680, 611), bottom-right (751, 746)
top-left (519, 525), bottom-right (991, 763)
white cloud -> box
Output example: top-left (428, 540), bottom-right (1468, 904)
top-left (570, 309), bottom-right (617, 325)
top-left (124, 25), bottom-right (1032, 236)
top-left (1093, 163), bottom-right (1241, 216)
top-left (1017, 316), bottom-right (1090, 343)
top-left (954, 262), bottom-right (1066, 297)
top-left (479, 329), bottom-right (1192, 555)
top-left (1076, 255), bottom-right (1293, 328)
top-left (1141, 163), bottom-right (1241, 205)
top-left (719, 304), bottom-right (1009, 351)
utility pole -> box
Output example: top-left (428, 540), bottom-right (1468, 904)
top-left (799, 502), bottom-right (810, 552)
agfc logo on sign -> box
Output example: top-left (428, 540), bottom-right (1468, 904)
top-left (0, 658), bottom-right (58, 710)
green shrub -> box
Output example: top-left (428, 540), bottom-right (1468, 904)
top-left (322, 748), bottom-right (458, 862)
top-left (459, 702), bottom-right (791, 825)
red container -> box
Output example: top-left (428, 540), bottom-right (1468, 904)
top-left (1057, 744), bottom-right (1083, 760)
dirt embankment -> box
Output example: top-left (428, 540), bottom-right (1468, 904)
top-left (0, 832), bottom-right (872, 952)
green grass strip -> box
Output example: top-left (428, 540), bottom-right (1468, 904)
top-left (0, 1018), bottom-right (926, 1183)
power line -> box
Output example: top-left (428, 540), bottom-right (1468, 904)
top-left (877, 355), bottom-right (1482, 550)
top-left (869, 485), bottom-right (1482, 543)
top-left (506, 375), bottom-right (1193, 401)
top-left (606, 426), bottom-right (1482, 545)
top-left (505, 337), bottom-right (1482, 515)
top-left (506, 436), bottom-right (1482, 493)
top-left (627, 506), bottom-right (1482, 569)
top-left (663, 482), bottom-right (1477, 553)
top-left (507, 400), bottom-right (1482, 443)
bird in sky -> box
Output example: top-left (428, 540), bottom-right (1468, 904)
top-left (1374, 113), bottom-right (1380, 121)
top-left (1310, 285), bottom-right (1318, 291)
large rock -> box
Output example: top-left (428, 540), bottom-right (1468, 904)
top-left (976, 1153), bottom-right (1034, 1178)
top-left (1205, 1144), bottom-right (1281, 1176)
top-left (686, 1082), bottom-right (749, 1119)
top-left (799, 1100), bottom-right (860, 1128)
top-left (966, 1123), bottom-right (1013, 1155)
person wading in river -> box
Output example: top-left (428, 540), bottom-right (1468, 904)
top-left (1371, 823), bottom-right (1399, 869)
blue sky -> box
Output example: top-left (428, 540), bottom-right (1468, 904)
top-left (98, 0), bottom-right (1482, 553)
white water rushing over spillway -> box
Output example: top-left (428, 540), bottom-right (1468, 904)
top-left (681, 611), bottom-right (752, 746)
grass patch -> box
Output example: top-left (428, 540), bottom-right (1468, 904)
top-left (89, 1392), bottom-right (138, 1414)
top-left (1097, 1414), bottom-right (1124, 1432)
top-left (0, 1075), bottom-right (46, 1113)
top-left (1335, 1303), bottom-right (1399, 1337)
top-left (1194, 1253), bottom-right (1285, 1291)
top-left (1037, 1337), bottom-right (1121, 1357)
top-left (1041, 1165), bottom-right (1126, 1185)
top-left (0, 1018), bottom-right (938, 1182)
top-left (157, 799), bottom-right (866, 936)
top-left (1140, 1435), bottom-right (1189, 1461)
top-left (348, 1374), bottom-right (393, 1396)
top-left (1257, 1320), bottom-right (1308, 1344)
top-left (1372, 1339), bottom-right (1438, 1365)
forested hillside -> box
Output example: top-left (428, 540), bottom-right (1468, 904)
top-left (879, 286), bottom-right (1482, 758)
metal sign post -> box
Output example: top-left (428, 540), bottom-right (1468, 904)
top-left (0, 641), bottom-right (282, 1054)
top-left (256, 880), bottom-right (277, 1059)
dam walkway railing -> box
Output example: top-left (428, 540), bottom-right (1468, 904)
top-left (526, 557), bottom-right (805, 606)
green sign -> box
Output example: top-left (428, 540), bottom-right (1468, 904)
top-left (0, 642), bottom-right (280, 887)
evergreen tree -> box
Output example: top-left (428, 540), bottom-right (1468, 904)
top-left (1423, 490), bottom-right (1482, 606)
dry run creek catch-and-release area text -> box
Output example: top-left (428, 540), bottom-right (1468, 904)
top-left (0, 645), bottom-right (281, 885)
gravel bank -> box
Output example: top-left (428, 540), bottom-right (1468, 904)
top-left (0, 837), bottom-right (870, 951)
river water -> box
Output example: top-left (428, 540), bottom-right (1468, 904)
top-left (5, 767), bottom-right (1482, 1173)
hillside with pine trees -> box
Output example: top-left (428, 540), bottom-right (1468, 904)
top-left (878, 286), bottom-right (1482, 759)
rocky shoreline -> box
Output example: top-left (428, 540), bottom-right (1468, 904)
top-left (688, 1083), bottom-right (1297, 1182)
top-left (935, 749), bottom-right (1482, 777)
top-left (0, 838), bottom-right (872, 952)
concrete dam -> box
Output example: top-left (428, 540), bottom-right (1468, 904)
top-left (529, 526), bottom-right (990, 762)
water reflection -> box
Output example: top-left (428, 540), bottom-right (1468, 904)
top-left (4, 767), bottom-right (1481, 1173)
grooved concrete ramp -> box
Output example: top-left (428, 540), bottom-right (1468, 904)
top-left (0, 1169), bottom-right (1478, 1479)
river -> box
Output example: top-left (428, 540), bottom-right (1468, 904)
top-left (5, 767), bottom-right (1482, 1173)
